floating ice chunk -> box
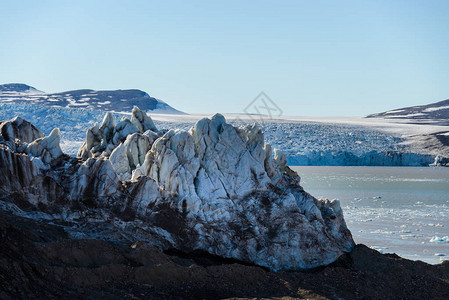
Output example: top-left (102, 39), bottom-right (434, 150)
top-left (370, 229), bottom-right (394, 235)
top-left (429, 236), bottom-right (449, 243)
top-left (370, 246), bottom-right (388, 254)
top-left (400, 234), bottom-right (422, 239)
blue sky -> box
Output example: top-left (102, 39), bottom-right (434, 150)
top-left (1, 0), bottom-right (449, 116)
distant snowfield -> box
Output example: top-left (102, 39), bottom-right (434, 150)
top-left (0, 103), bottom-right (448, 165)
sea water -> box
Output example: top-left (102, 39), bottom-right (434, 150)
top-left (291, 166), bottom-right (449, 264)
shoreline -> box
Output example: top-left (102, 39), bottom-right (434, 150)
top-left (1, 209), bottom-right (448, 299)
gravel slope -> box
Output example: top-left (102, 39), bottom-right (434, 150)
top-left (1, 209), bottom-right (449, 300)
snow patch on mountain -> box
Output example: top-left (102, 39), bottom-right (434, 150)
top-left (367, 98), bottom-right (449, 121)
top-left (424, 105), bottom-right (449, 113)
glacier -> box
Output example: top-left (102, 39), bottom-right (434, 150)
top-left (0, 107), bottom-right (355, 271)
top-left (0, 102), bottom-right (441, 166)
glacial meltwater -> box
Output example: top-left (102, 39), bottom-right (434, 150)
top-left (291, 166), bottom-right (449, 264)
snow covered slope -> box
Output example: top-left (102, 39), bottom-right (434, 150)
top-left (366, 99), bottom-right (449, 160)
top-left (367, 98), bottom-right (449, 122)
top-left (0, 83), bottom-right (184, 115)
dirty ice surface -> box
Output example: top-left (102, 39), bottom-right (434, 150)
top-left (292, 166), bottom-right (449, 264)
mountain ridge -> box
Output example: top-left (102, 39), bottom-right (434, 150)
top-left (0, 83), bottom-right (42, 93)
top-left (367, 98), bottom-right (449, 120)
top-left (0, 83), bottom-right (185, 115)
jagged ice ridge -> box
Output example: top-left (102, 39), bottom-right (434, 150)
top-left (0, 107), bottom-right (354, 271)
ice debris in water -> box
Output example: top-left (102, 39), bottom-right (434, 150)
top-left (429, 236), bottom-right (449, 243)
top-left (370, 246), bottom-right (389, 254)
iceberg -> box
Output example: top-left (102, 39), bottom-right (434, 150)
top-left (430, 236), bottom-right (449, 243)
top-left (0, 108), bottom-right (355, 271)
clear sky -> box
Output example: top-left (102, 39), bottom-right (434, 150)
top-left (1, 0), bottom-right (449, 116)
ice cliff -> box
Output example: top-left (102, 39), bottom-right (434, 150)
top-left (0, 107), bottom-right (354, 271)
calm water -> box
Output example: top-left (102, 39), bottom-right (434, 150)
top-left (291, 166), bottom-right (449, 264)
